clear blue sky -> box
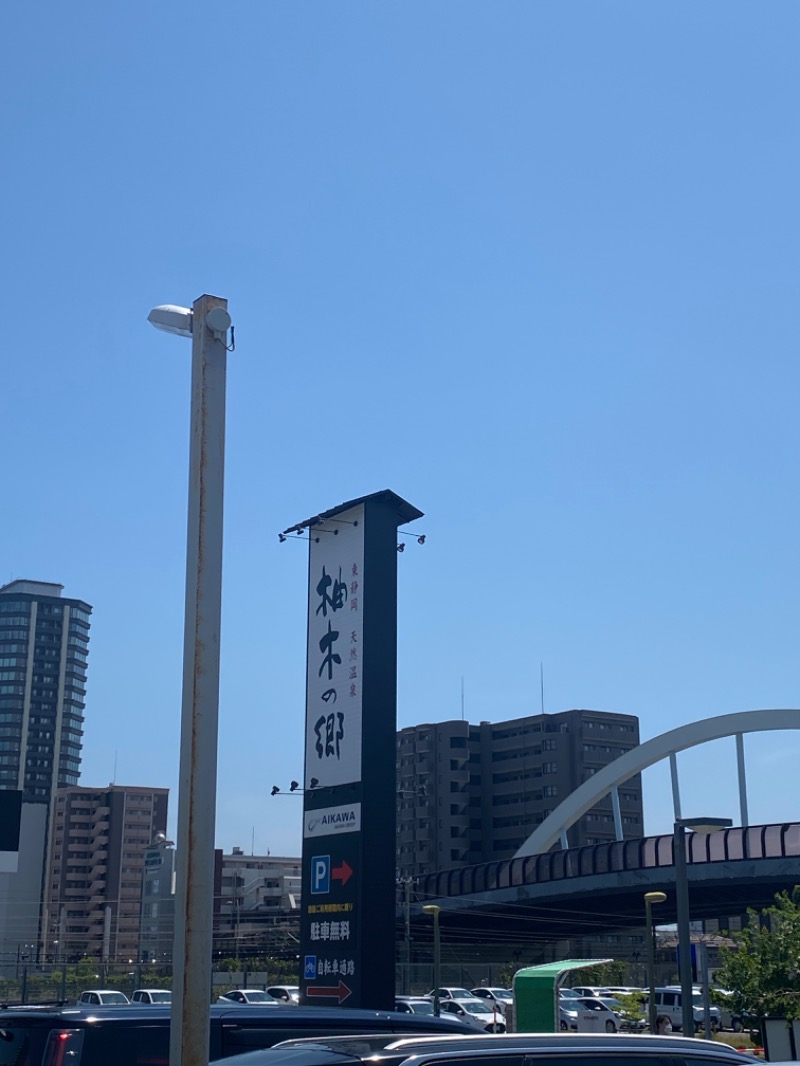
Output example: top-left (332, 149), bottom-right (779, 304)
top-left (3, 2), bottom-right (799, 857)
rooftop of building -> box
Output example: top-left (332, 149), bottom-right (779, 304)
top-left (0, 579), bottom-right (65, 596)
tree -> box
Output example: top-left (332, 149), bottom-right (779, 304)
top-left (567, 961), bottom-right (627, 988)
top-left (715, 888), bottom-right (800, 1022)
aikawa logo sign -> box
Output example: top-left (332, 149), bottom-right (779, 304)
top-left (304, 802), bottom-right (362, 838)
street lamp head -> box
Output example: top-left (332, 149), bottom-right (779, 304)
top-left (676, 816), bottom-right (733, 833)
top-left (147, 304), bottom-right (193, 338)
top-left (644, 891), bottom-right (667, 904)
top-left (422, 904), bottom-right (441, 916)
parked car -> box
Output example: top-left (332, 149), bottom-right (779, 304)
top-left (439, 998), bottom-right (505, 1032)
top-left (574, 995), bottom-right (627, 1032)
top-left (75, 989), bottom-right (131, 1006)
top-left (469, 987), bottom-right (513, 1014)
top-left (394, 997), bottom-right (435, 1015)
top-left (130, 988), bottom-right (171, 1004)
top-left (218, 989), bottom-right (281, 1005)
top-left (266, 986), bottom-right (300, 1004)
top-left (426, 988), bottom-right (479, 1002)
top-left (645, 985), bottom-right (722, 1033)
top-left (0, 1002), bottom-right (474, 1065)
top-left (571, 985), bottom-right (612, 998)
top-left (212, 1030), bottom-right (764, 1066)
top-left (558, 987), bottom-right (583, 1000)
top-left (558, 1003), bottom-right (579, 1030)
top-left (711, 988), bottom-right (746, 1032)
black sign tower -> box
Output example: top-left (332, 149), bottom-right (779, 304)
top-left (284, 490), bottom-right (422, 1010)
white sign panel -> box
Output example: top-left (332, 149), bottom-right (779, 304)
top-left (304, 802), bottom-right (363, 838)
top-left (305, 504), bottom-right (365, 788)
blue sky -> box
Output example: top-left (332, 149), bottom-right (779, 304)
top-left (2, 2), bottom-right (799, 858)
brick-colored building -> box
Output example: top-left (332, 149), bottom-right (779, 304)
top-left (45, 784), bottom-right (168, 962)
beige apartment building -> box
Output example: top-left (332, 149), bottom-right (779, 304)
top-left (396, 709), bottom-right (643, 879)
top-left (45, 784), bottom-right (168, 962)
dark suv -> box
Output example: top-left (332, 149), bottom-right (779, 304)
top-left (0, 1003), bottom-right (471, 1066)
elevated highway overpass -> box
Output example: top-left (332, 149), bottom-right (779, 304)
top-left (403, 711), bottom-right (800, 945)
top-left (408, 821), bottom-right (800, 943)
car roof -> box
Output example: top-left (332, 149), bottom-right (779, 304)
top-left (445, 1000), bottom-right (494, 1009)
top-left (0, 1004), bottom-right (473, 1029)
top-left (220, 1031), bottom-right (761, 1066)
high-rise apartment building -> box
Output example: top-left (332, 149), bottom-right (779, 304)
top-left (0, 579), bottom-right (91, 800)
top-left (45, 784), bottom-right (168, 962)
top-left (396, 709), bottom-right (643, 879)
top-left (0, 580), bottom-right (92, 974)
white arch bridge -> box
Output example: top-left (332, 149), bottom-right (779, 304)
top-left (407, 710), bottom-right (800, 944)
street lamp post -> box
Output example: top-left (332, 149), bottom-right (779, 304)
top-left (674, 817), bottom-right (732, 1037)
top-left (644, 891), bottom-right (666, 1032)
top-left (226, 897), bottom-right (241, 964)
top-left (422, 905), bottom-right (441, 1016)
top-left (148, 295), bottom-right (232, 1066)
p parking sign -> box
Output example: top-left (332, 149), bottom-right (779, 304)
top-left (311, 855), bottom-right (330, 895)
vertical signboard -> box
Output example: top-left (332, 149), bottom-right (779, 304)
top-left (286, 490), bottom-right (422, 1011)
top-left (305, 503), bottom-right (365, 791)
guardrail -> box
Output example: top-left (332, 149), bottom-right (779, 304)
top-left (417, 822), bottom-right (800, 900)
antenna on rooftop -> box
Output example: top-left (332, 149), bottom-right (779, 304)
top-left (540, 663), bottom-right (545, 717)
top-left (461, 676), bottom-right (465, 721)
top-left (112, 750), bottom-right (117, 784)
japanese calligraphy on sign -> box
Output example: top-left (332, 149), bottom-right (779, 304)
top-left (305, 503), bottom-right (364, 788)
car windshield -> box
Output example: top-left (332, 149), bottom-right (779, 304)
top-left (409, 1001), bottom-right (434, 1014)
top-left (148, 991), bottom-right (171, 1002)
top-left (242, 991), bottom-right (271, 1002)
top-left (102, 992), bottom-right (130, 1003)
top-left (446, 989), bottom-right (473, 998)
top-left (460, 1001), bottom-right (492, 1015)
top-left (560, 989), bottom-right (581, 998)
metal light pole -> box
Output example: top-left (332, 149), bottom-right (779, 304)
top-left (422, 905), bottom-right (441, 1016)
top-left (674, 817), bottom-right (732, 1037)
top-left (148, 295), bottom-right (232, 1066)
top-left (226, 897), bottom-right (241, 964)
top-left (644, 890), bottom-right (666, 1032)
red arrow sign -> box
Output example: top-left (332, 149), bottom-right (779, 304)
top-left (307, 981), bottom-right (352, 1004)
top-left (332, 859), bottom-right (353, 887)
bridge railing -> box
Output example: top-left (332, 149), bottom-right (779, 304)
top-left (417, 822), bottom-right (800, 901)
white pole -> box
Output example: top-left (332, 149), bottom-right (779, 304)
top-left (735, 733), bottom-right (749, 827)
top-left (169, 295), bottom-right (229, 1066)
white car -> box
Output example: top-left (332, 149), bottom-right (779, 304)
top-left (574, 996), bottom-right (626, 1032)
top-left (76, 989), bottom-right (130, 1006)
top-left (559, 1003), bottom-right (579, 1030)
top-left (131, 988), bottom-right (171, 1004)
top-left (266, 985), bottom-right (300, 1004)
top-left (470, 987), bottom-right (513, 1014)
top-left (427, 987), bottom-right (480, 1001)
top-left (439, 997), bottom-right (506, 1032)
top-left (217, 989), bottom-right (280, 1005)
top-left (572, 986), bottom-right (613, 998)
top-left (575, 996), bottom-right (646, 1032)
